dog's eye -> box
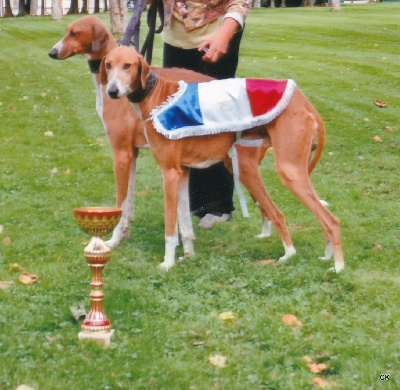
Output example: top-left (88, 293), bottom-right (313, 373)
top-left (105, 63), bottom-right (111, 70)
top-left (123, 63), bottom-right (131, 70)
top-left (69, 31), bottom-right (78, 37)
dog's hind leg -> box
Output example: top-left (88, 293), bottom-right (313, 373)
top-left (269, 108), bottom-right (344, 272)
top-left (177, 168), bottom-right (195, 259)
top-left (236, 148), bottom-right (296, 262)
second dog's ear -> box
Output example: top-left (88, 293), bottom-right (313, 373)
top-left (92, 24), bottom-right (108, 52)
top-left (99, 57), bottom-right (108, 85)
top-left (139, 54), bottom-right (150, 90)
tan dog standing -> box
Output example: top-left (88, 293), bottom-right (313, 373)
top-left (49, 16), bottom-right (216, 252)
top-left (100, 46), bottom-right (344, 273)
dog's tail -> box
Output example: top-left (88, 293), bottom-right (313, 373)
top-left (308, 113), bottom-right (326, 175)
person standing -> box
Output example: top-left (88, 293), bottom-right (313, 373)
top-left (161, 0), bottom-right (251, 229)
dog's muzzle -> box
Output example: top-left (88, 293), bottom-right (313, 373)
top-left (48, 48), bottom-right (60, 59)
top-left (107, 85), bottom-right (120, 100)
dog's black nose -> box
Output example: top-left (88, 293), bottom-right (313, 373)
top-left (48, 49), bottom-right (59, 59)
top-left (107, 87), bottom-right (119, 100)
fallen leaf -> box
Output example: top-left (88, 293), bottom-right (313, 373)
top-left (3, 236), bottom-right (11, 245)
top-left (385, 126), bottom-right (393, 132)
top-left (44, 131), bottom-right (54, 137)
top-left (19, 96), bottom-right (29, 101)
top-left (0, 225), bottom-right (3, 234)
top-left (70, 304), bottom-right (87, 322)
top-left (15, 386), bottom-right (36, 390)
top-left (65, 168), bottom-right (71, 175)
top-left (308, 363), bottom-right (328, 374)
top-left (0, 281), bottom-right (14, 290)
top-left (372, 135), bottom-right (382, 143)
top-left (282, 314), bottom-right (303, 329)
top-left (50, 167), bottom-right (58, 174)
top-left (209, 354), bottom-right (227, 368)
top-left (312, 377), bottom-right (335, 388)
top-left (374, 100), bottom-right (386, 108)
top-left (256, 259), bottom-right (276, 266)
top-left (40, 92), bottom-right (47, 97)
top-left (10, 263), bottom-right (26, 272)
top-left (303, 355), bottom-right (313, 363)
top-left (19, 272), bottom-right (38, 285)
top-left (373, 243), bottom-right (383, 250)
top-left (219, 311), bottom-right (235, 321)
top-left (192, 341), bottom-right (205, 347)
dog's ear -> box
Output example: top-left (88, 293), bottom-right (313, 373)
top-left (138, 54), bottom-right (151, 90)
top-left (99, 57), bottom-right (108, 86)
top-left (92, 24), bottom-right (108, 52)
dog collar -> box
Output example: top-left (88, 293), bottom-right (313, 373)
top-left (87, 59), bottom-right (102, 74)
top-left (126, 70), bottom-right (158, 103)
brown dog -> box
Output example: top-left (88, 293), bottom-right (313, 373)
top-left (48, 16), bottom-right (219, 251)
top-left (100, 46), bottom-right (344, 273)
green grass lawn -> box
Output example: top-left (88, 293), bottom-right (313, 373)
top-left (1, 4), bottom-right (399, 389)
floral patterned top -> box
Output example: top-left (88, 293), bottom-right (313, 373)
top-left (163, 0), bottom-right (251, 31)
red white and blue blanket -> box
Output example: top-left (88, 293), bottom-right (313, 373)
top-left (150, 78), bottom-right (296, 139)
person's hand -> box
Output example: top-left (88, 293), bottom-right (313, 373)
top-left (198, 18), bottom-right (240, 63)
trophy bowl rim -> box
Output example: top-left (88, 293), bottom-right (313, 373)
top-left (73, 206), bottom-right (122, 217)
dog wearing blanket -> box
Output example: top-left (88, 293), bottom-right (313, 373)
top-left (100, 46), bottom-right (344, 273)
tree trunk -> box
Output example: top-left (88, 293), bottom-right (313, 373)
top-left (81, 0), bottom-right (89, 13)
top-left (17, 0), bottom-right (27, 15)
top-left (94, 0), bottom-right (100, 13)
top-left (52, 0), bottom-right (63, 19)
top-left (253, 0), bottom-right (261, 7)
top-left (270, 0), bottom-right (275, 8)
top-left (40, 0), bottom-right (45, 15)
top-left (30, 0), bottom-right (38, 14)
top-left (67, 0), bottom-right (79, 14)
top-left (104, 0), bottom-right (108, 12)
top-left (4, 0), bottom-right (14, 16)
top-left (25, 0), bottom-right (31, 13)
top-left (332, 0), bottom-right (341, 11)
top-left (109, 0), bottom-right (128, 36)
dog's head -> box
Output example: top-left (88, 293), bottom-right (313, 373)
top-left (100, 46), bottom-right (151, 100)
top-left (48, 15), bottom-right (110, 60)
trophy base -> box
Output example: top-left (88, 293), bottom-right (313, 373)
top-left (78, 329), bottom-right (114, 347)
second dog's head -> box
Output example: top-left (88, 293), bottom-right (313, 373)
top-left (100, 46), bottom-right (150, 100)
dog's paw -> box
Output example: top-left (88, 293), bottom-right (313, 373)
top-left (105, 238), bottom-right (118, 249)
top-left (159, 261), bottom-right (175, 271)
top-left (255, 232), bottom-right (271, 239)
top-left (278, 245), bottom-right (296, 263)
top-left (255, 219), bottom-right (272, 239)
top-left (319, 243), bottom-right (333, 261)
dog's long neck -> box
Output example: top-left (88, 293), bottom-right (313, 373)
top-left (126, 70), bottom-right (160, 104)
top-left (133, 76), bottom-right (180, 125)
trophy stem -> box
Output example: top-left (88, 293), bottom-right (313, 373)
top-left (78, 236), bottom-right (114, 346)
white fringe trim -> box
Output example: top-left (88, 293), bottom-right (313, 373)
top-left (150, 79), bottom-right (296, 140)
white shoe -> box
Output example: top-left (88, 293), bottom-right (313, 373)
top-left (198, 213), bottom-right (231, 230)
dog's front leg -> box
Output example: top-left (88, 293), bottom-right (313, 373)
top-left (107, 148), bottom-right (138, 249)
top-left (177, 168), bottom-right (195, 259)
top-left (159, 168), bottom-right (181, 271)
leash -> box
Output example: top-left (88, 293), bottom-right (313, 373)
top-left (228, 133), bottom-right (266, 218)
top-left (121, 0), bottom-right (164, 65)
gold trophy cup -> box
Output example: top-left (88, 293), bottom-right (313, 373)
top-left (74, 207), bottom-right (122, 346)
